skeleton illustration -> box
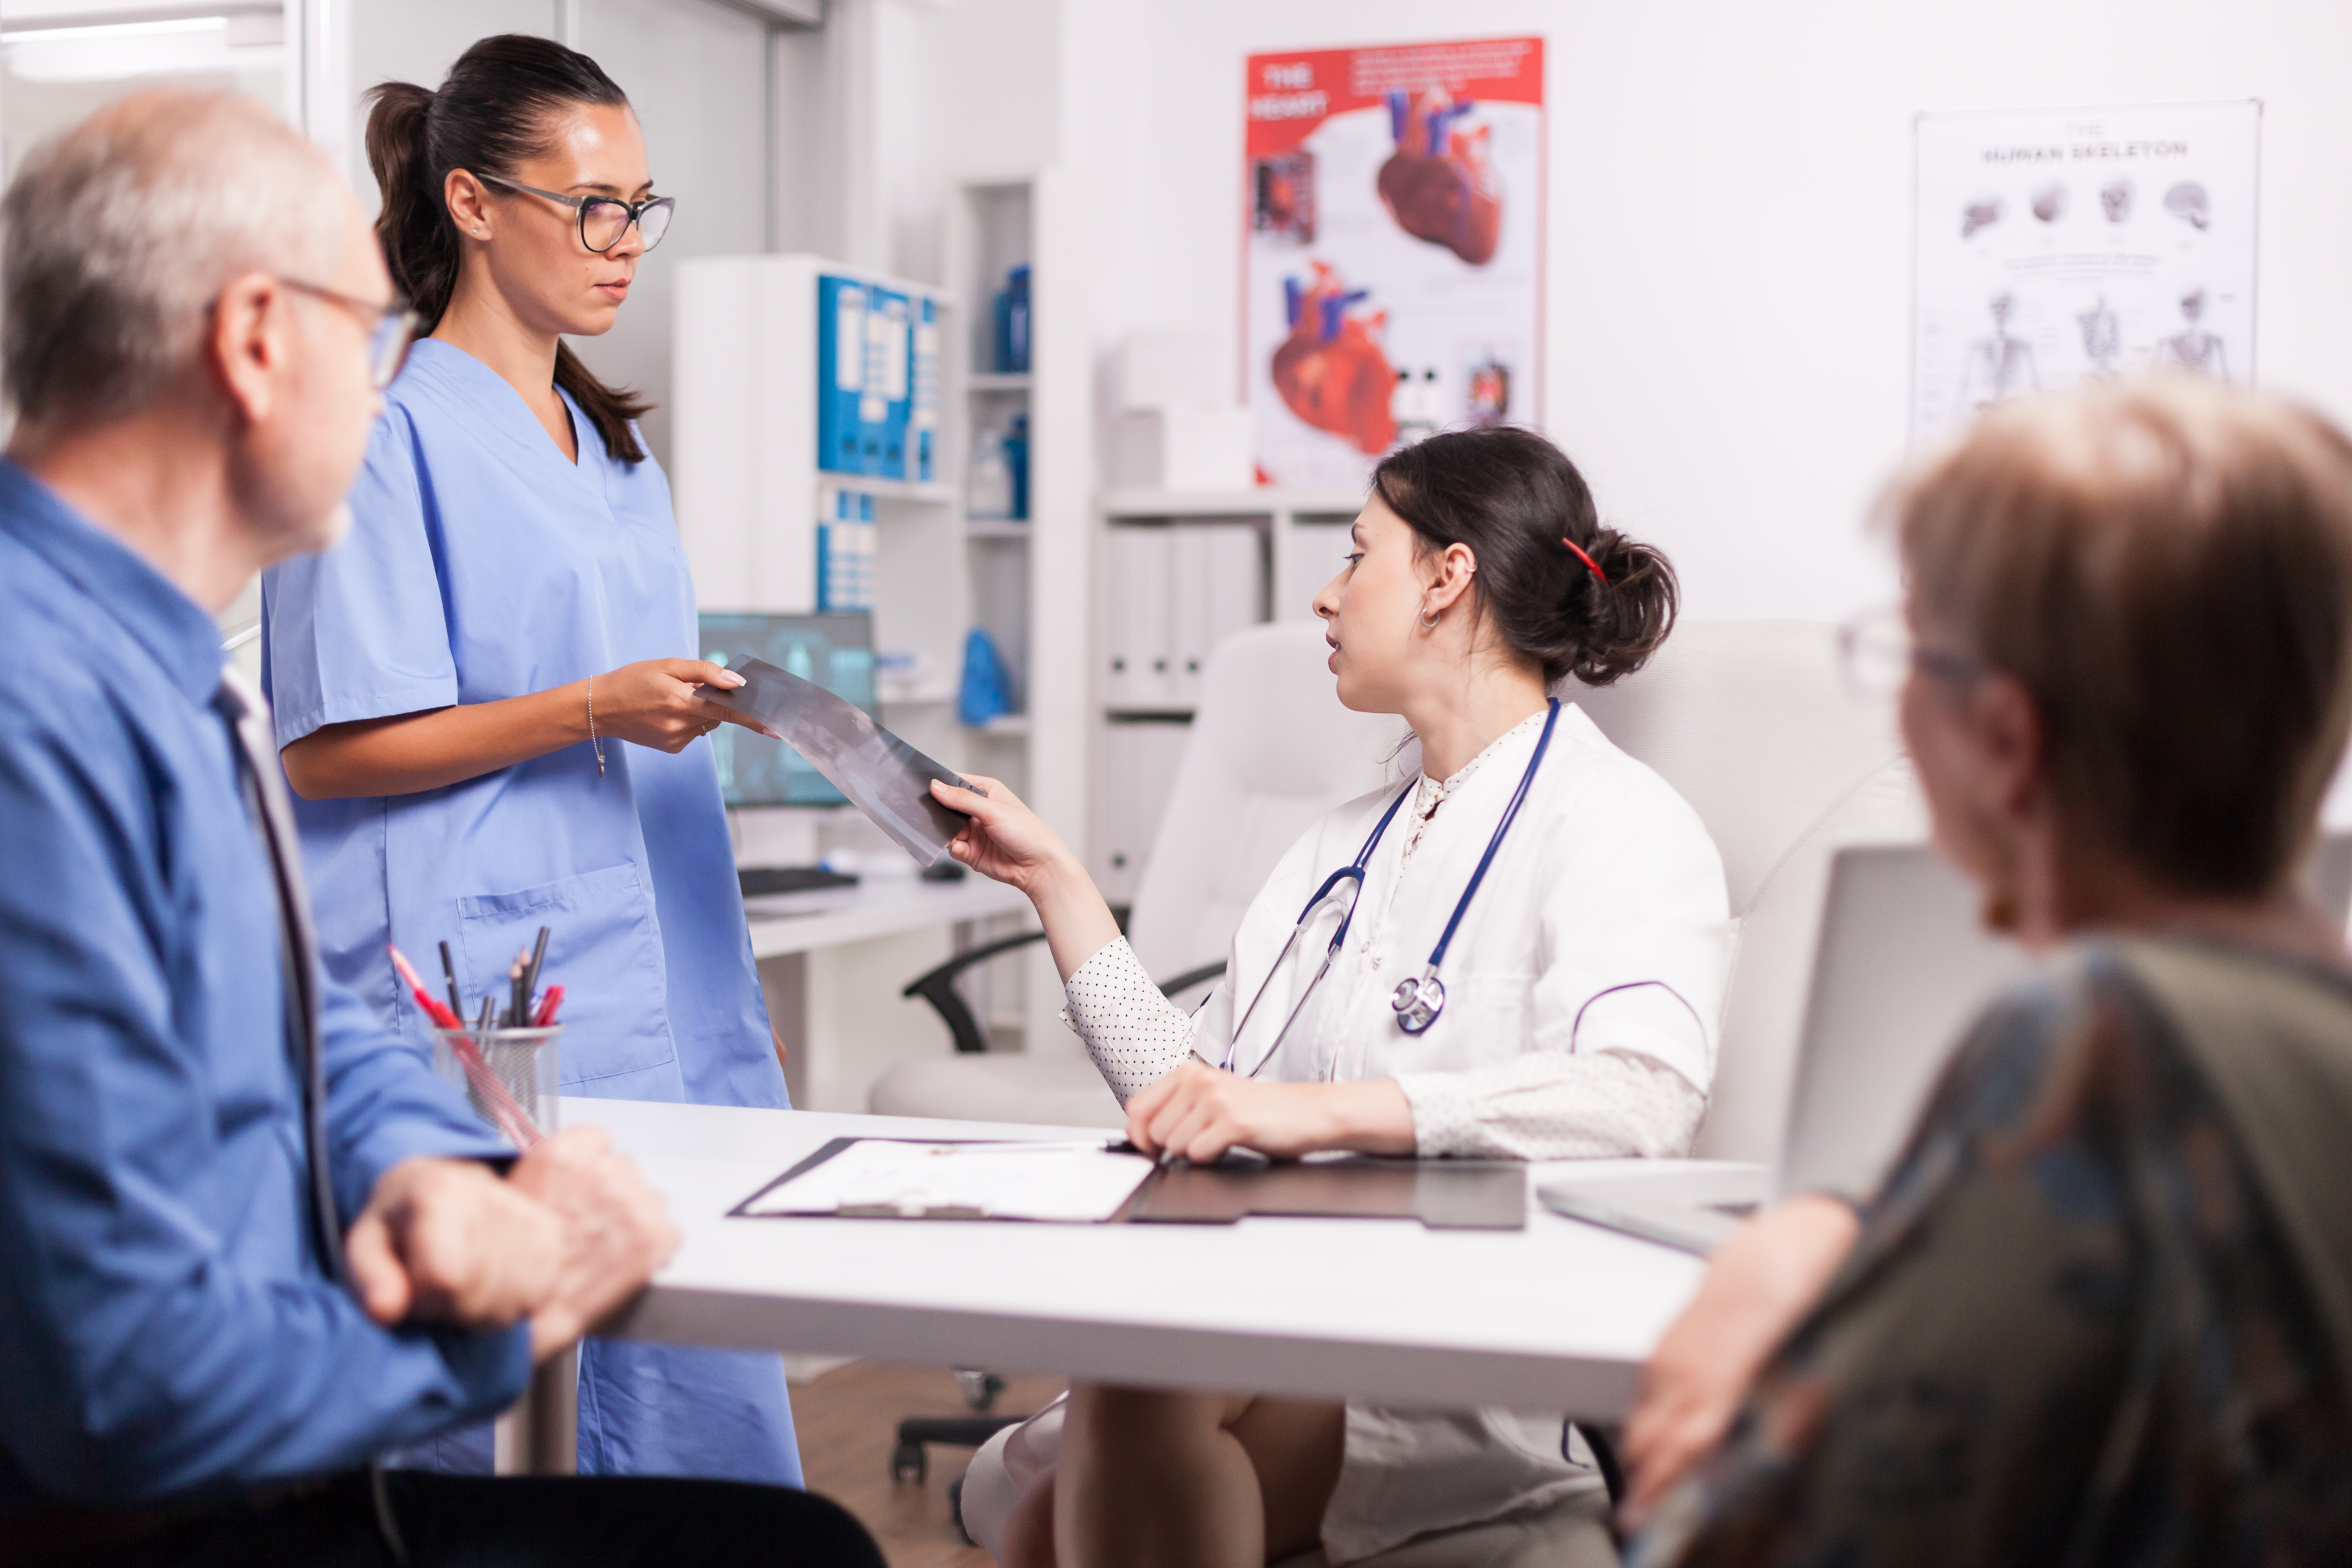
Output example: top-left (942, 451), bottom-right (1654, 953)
top-left (2032, 182), bottom-right (2069, 223)
top-left (1958, 292), bottom-right (2040, 412)
top-left (2164, 181), bottom-right (2212, 231)
top-left (2101, 179), bottom-right (2133, 223)
top-left (2155, 287), bottom-right (2230, 381)
top-left (2077, 295), bottom-right (2121, 376)
top-left (1961, 196), bottom-right (2004, 239)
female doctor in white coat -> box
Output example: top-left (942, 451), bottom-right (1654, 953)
top-left (941, 425), bottom-right (1732, 1568)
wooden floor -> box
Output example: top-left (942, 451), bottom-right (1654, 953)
top-left (796, 1361), bottom-right (1066, 1568)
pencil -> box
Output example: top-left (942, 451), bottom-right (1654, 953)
top-left (437, 940), bottom-right (462, 1019)
top-left (521, 925), bottom-right (551, 1012)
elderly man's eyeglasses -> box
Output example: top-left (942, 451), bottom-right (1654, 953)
top-left (1837, 608), bottom-right (1987, 698)
top-left (474, 172), bottom-right (675, 254)
top-left (278, 279), bottom-right (423, 391)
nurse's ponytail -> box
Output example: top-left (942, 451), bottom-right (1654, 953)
top-left (364, 34), bottom-right (652, 462)
top-left (1371, 427), bottom-right (1678, 687)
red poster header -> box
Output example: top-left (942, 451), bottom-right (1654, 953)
top-left (1245, 37), bottom-right (1543, 157)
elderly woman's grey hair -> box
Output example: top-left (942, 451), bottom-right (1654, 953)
top-left (2, 90), bottom-right (346, 426)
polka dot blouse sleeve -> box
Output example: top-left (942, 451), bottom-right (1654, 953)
top-left (1059, 937), bottom-right (1199, 1104)
top-left (1394, 1049), bottom-right (1706, 1160)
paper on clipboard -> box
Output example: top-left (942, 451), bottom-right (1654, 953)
top-left (701, 656), bottom-right (978, 867)
top-left (735, 1138), bottom-right (1156, 1223)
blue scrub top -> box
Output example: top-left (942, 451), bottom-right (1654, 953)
top-left (262, 338), bottom-right (799, 1484)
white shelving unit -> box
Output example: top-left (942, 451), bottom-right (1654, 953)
top-left (936, 170), bottom-right (1091, 1055)
top-left (1090, 487), bottom-right (1367, 906)
top-left (670, 253), bottom-right (964, 722)
top-left (669, 197), bottom-right (1089, 1059)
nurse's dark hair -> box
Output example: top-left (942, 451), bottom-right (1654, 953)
top-left (1371, 427), bottom-right (1677, 686)
top-left (365, 34), bottom-right (651, 462)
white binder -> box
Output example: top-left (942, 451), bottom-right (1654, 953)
top-left (1102, 526), bottom-right (1176, 709)
top-left (1169, 524), bottom-right (1264, 708)
top-left (1092, 717), bottom-right (1194, 906)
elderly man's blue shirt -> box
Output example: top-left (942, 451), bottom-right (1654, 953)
top-left (0, 461), bottom-right (530, 1512)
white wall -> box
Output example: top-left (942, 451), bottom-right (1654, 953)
top-left (865, 0), bottom-right (1059, 287)
top-left (893, 0), bottom-right (2352, 624)
top-left (340, 0), bottom-right (771, 469)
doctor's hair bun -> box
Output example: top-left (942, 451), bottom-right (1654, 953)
top-left (1372, 427), bottom-right (1678, 687)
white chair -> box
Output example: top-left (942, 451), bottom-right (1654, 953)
top-left (930, 620), bottom-right (1929, 1565)
top-left (1567, 619), bottom-right (1924, 1163)
top-left (867, 621), bottom-right (1402, 1125)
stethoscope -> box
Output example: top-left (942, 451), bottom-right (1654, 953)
top-left (1220, 698), bottom-right (1562, 1078)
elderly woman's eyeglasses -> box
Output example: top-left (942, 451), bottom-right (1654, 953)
top-left (277, 279), bottom-right (423, 390)
top-left (475, 172), bottom-right (675, 254)
top-left (1837, 608), bottom-right (1986, 698)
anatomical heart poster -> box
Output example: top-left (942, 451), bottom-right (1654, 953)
top-left (1912, 101), bottom-right (2259, 445)
top-left (1244, 38), bottom-right (1544, 489)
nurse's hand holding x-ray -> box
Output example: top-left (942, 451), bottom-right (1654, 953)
top-left (934, 774), bottom-right (1417, 1160)
top-left (282, 655), bottom-right (758, 799)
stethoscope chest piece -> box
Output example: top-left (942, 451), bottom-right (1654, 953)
top-left (1391, 971), bottom-right (1445, 1035)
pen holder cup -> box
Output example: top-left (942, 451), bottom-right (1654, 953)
top-left (432, 1025), bottom-right (562, 1144)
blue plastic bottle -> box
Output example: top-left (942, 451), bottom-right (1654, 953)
top-left (958, 627), bottom-right (1013, 726)
top-left (994, 264), bottom-right (1031, 375)
top-left (1003, 412), bottom-right (1030, 521)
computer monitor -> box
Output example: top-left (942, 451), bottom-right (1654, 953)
top-left (697, 611), bottom-right (877, 808)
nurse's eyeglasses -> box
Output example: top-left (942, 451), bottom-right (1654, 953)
top-left (474, 172), bottom-right (676, 254)
top-left (276, 279), bottom-right (423, 391)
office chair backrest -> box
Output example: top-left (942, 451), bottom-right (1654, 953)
top-left (1567, 620), bottom-right (1925, 1163)
top-left (1124, 621), bottom-right (1404, 983)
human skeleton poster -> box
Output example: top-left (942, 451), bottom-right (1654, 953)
top-left (1912, 100), bottom-right (2260, 444)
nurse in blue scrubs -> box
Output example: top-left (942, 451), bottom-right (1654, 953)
top-left (261, 34), bottom-right (797, 1482)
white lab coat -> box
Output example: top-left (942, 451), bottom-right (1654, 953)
top-left (965, 703), bottom-right (1733, 1563)
top-left (1206, 702), bottom-right (1727, 1111)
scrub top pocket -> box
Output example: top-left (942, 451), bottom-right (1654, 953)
top-left (457, 862), bottom-right (678, 1089)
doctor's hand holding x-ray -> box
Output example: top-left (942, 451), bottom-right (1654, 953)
top-left (938, 771), bottom-right (1418, 1162)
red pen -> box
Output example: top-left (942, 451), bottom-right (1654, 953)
top-left (531, 985), bottom-right (566, 1028)
top-left (388, 944), bottom-right (541, 1148)
top-left (389, 945), bottom-right (461, 1029)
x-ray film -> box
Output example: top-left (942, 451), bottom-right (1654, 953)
top-left (702, 657), bottom-right (976, 867)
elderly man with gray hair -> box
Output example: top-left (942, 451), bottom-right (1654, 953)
top-left (0, 90), bottom-right (879, 1568)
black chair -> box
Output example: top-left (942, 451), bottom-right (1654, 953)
top-left (901, 929), bottom-right (1225, 1055)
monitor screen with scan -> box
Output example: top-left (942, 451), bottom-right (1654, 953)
top-left (698, 611), bottom-right (877, 808)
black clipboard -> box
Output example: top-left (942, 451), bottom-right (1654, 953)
top-left (730, 1138), bottom-right (1527, 1230)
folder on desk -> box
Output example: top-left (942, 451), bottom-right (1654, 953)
top-left (732, 1139), bottom-right (1527, 1229)
top-left (736, 1139), bottom-right (1156, 1223)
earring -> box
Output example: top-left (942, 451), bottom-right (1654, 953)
top-left (1977, 833), bottom-right (2022, 934)
top-left (1419, 607), bottom-right (1441, 630)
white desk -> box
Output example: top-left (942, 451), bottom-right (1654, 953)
top-left (740, 874), bottom-right (1034, 1112)
top-left (582, 1098), bottom-right (1718, 1421)
top-left (742, 872), bottom-right (1031, 959)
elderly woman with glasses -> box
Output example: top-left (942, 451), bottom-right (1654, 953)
top-left (258, 35), bottom-right (798, 1485)
top-left (1623, 377), bottom-right (2352, 1564)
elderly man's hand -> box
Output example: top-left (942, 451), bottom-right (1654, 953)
top-left (506, 1126), bottom-right (680, 1362)
top-left (346, 1156), bottom-right (564, 1330)
top-left (1620, 1194), bottom-right (1862, 1524)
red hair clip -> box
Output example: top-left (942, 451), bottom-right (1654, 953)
top-left (1562, 536), bottom-right (1609, 587)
